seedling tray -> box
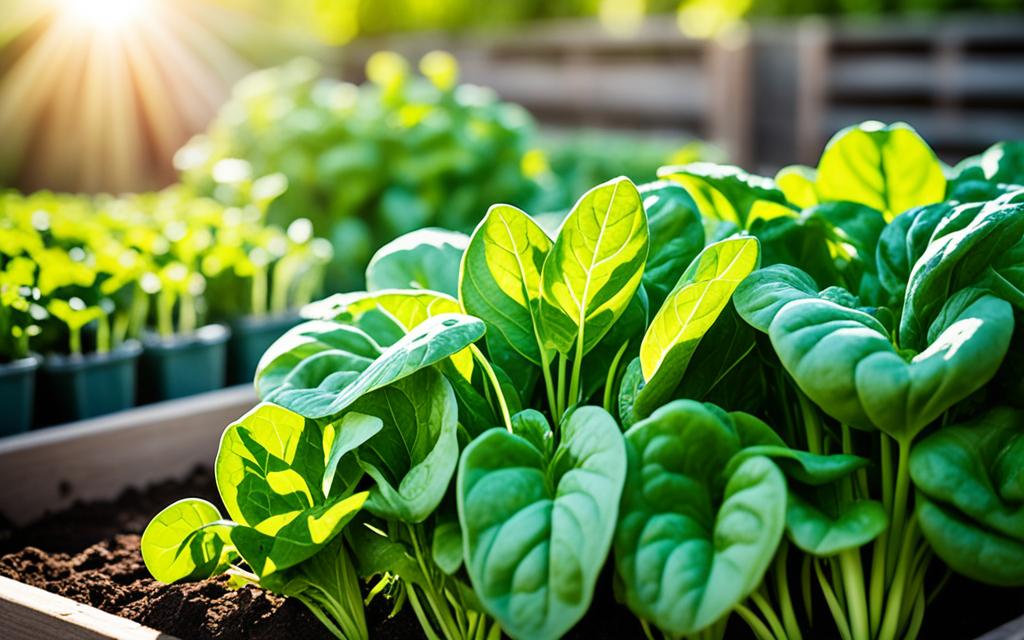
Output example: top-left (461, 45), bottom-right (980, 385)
top-left (0, 386), bottom-right (255, 639)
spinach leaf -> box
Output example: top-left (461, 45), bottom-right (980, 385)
top-left (365, 227), bottom-right (468, 297)
top-left (261, 313), bottom-right (484, 419)
top-left (460, 203), bottom-right (551, 365)
top-left (141, 498), bottom-right (237, 583)
top-left (775, 164), bottom-right (819, 209)
top-left (350, 368), bottom-right (460, 523)
top-left (911, 407), bottom-right (1024, 586)
top-left (815, 121), bottom-right (945, 221)
top-left (539, 177), bottom-right (649, 357)
top-left (635, 237), bottom-right (759, 417)
top-left (458, 407), bottom-right (626, 640)
top-left (658, 162), bottom-right (796, 229)
top-left (614, 400), bottom-right (786, 635)
top-left (215, 403), bottom-right (371, 574)
top-left (637, 180), bottom-right (704, 311)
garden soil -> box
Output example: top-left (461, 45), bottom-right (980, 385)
top-left (0, 468), bottom-right (1019, 639)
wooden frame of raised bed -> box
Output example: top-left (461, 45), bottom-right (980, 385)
top-left (1, 384), bottom-right (1021, 640)
top-left (0, 386), bottom-right (255, 640)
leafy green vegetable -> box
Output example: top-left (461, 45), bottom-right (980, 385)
top-left (911, 407), bottom-right (1024, 586)
top-left (635, 237), bottom-right (759, 416)
top-left (615, 400), bottom-right (787, 635)
top-left (815, 121), bottom-right (946, 221)
top-left (658, 162), bottom-right (796, 229)
top-left (458, 407), bottom-right (625, 640)
top-left (366, 228), bottom-right (468, 297)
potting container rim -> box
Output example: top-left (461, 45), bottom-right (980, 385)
top-left (41, 340), bottom-right (143, 372)
top-left (228, 310), bottom-right (301, 331)
top-left (141, 323), bottom-right (231, 350)
top-left (0, 353), bottom-right (42, 376)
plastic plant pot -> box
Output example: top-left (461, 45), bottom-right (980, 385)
top-left (36, 341), bottom-right (142, 427)
top-left (0, 354), bottom-right (41, 436)
top-left (226, 312), bottom-right (301, 386)
top-left (138, 324), bottom-right (230, 403)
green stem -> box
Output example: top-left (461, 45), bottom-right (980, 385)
top-left (541, 353), bottom-right (558, 422)
top-left (603, 341), bottom-right (630, 415)
top-left (868, 535), bottom-right (887, 638)
top-left (838, 549), bottom-right (869, 640)
top-left (294, 594), bottom-right (347, 640)
top-left (800, 554), bottom-right (814, 627)
top-left (887, 437), bottom-right (913, 581)
top-left (179, 292), bottom-right (196, 335)
top-left (69, 326), bottom-right (82, 356)
top-left (734, 604), bottom-right (778, 640)
top-left (470, 345), bottom-right (512, 433)
top-left (815, 560), bottom-right (852, 640)
top-left (878, 517), bottom-right (919, 640)
top-left (406, 524), bottom-right (461, 640)
top-left (751, 590), bottom-right (787, 640)
top-left (556, 353), bottom-right (567, 423)
top-left (406, 586), bottom-right (443, 640)
top-left (252, 264), bottom-right (268, 316)
top-left (775, 542), bottom-right (802, 640)
top-left (798, 391), bottom-right (822, 455)
top-left (567, 329), bottom-right (584, 408)
top-left (96, 313), bottom-right (110, 354)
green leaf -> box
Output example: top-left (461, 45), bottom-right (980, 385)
top-left (911, 407), bottom-right (1024, 586)
top-left (786, 491), bottom-right (887, 556)
top-left (637, 180), bottom-right (704, 311)
top-left (950, 141), bottom-right (1024, 192)
top-left (875, 203), bottom-right (953, 306)
top-left (141, 498), bottom-right (236, 584)
top-left (263, 313), bottom-right (484, 420)
top-left (615, 400), bottom-right (786, 635)
top-left (580, 285), bottom-right (648, 403)
top-left (775, 165), bottom-right (819, 209)
top-left (458, 406), bottom-right (626, 640)
top-left (635, 237), bottom-right (760, 417)
top-left (303, 289), bottom-right (474, 380)
top-left (617, 357), bottom-right (644, 430)
top-left (539, 177), bottom-right (649, 356)
top-left (899, 196), bottom-right (1024, 350)
top-left (658, 162), bottom-right (796, 229)
top-left (365, 227), bottom-right (468, 297)
top-left (751, 267), bottom-right (1014, 439)
top-left (255, 320), bottom-right (382, 399)
top-left (734, 264), bottom-right (819, 333)
top-left (350, 368), bottom-right (460, 523)
top-left (815, 121), bottom-right (945, 221)
top-left (672, 304), bottom-right (760, 411)
top-left (215, 402), bottom-right (369, 575)
top-left (432, 519), bottom-right (464, 576)
top-left (460, 204), bottom-right (551, 365)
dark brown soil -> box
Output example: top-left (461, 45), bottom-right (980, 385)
top-left (0, 467), bottom-right (1019, 639)
top-left (0, 468), bottom-right (417, 640)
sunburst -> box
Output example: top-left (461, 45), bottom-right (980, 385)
top-left (0, 0), bottom-right (318, 194)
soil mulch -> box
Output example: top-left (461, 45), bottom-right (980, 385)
top-left (0, 467), bottom-right (417, 640)
top-left (0, 467), bottom-right (1020, 639)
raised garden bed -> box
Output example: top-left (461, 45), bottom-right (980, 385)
top-left (0, 385), bottom-right (1021, 639)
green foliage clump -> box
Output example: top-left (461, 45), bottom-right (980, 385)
top-left (176, 53), bottom-right (540, 289)
top-left (143, 121), bottom-right (1024, 640)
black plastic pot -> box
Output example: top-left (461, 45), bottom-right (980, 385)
top-left (226, 312), bottom-right (300, 386)
top-left (0, 355), bottom-right (41, 436)
top-left (138, 324), bottom-right (230, 403)
top-left (36, 342), bottom-right (142, 427)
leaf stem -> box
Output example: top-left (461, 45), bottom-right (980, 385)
top-left (734, 604), bottom-right (778, 640)
top-left (540, 352), bottom-right (558, 424)
top-left (470, 345), bottom-right (512, 433)
top-left (815, 559), bottom-right (852, 640)
top-left (838, 549), bottom-right (869, 640)
top-left (603, 341), bottom-right (630, 415)
top-left (556, 353), bottom-right (567, 423)
top-left (568, 329), bottom-right (584, 409)
top-left (774, 542), bottom-right (802, 640)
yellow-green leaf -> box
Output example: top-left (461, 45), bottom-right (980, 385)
top-left (539, 177), bottom-right (649, 356)
top-left (816, 121), bottom-right (945, 221)
top-left (460, 204), bottom-right (551, 365)
top-left (636, 237), bottom-right (760, 417)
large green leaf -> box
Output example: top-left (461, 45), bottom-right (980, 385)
top-left (635, 237), bottom-right (759, 417)
top-left (365, 227), bottom-right (468, 297)
top-left (899, 196), bottom-right (1024, 350)
top-left (775, 164), bottom-right (819, 209)
top-left (658, 162), bottom-right (796, 229)
top-left (539, 177), bottom-right (649, 356)
top-left (302, 289), bottom-right (474, 380)
top-left (215, 403), bottom-right (371, 574)
top-left (875, 202), bottom-right (953, 305)
top-left (614, 400), bottom-right (787, 635)
top-left (637, 180), bottom-right (704, 311)
top-left (815, 121), bottom-right (945, 221)
top-left (950, 141), bottom-right (1024, 194)
top-left (350, 368), bottom-right (459, 523)
top-left (262, 313), bottom-right (484, 419)
top-left (786, 490), bottom-right (887, 557)
top-left (255, 320), bottom-right (382, 399)
top-left (141, 499), bottom-right (237, 584)
top-left (460, 204), bottom-right (551, 365)
top-left (745, 267), bottom-right (1014, 439)
top-left (458, 406), bottom-right (626, 640)
top-left (911, 407), bottom-right (1024, 586)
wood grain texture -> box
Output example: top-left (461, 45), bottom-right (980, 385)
top-left (0, 385), bottom-right (256, 527)
top-left (0, 576), bottom-right (172, 639)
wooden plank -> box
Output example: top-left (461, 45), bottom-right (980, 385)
top-left (976, 614), bottom-right (1024, 640)
top-left (0, 386), bottom-right (256, 527)
top-left (0, 576), bottom-right (172, 639)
